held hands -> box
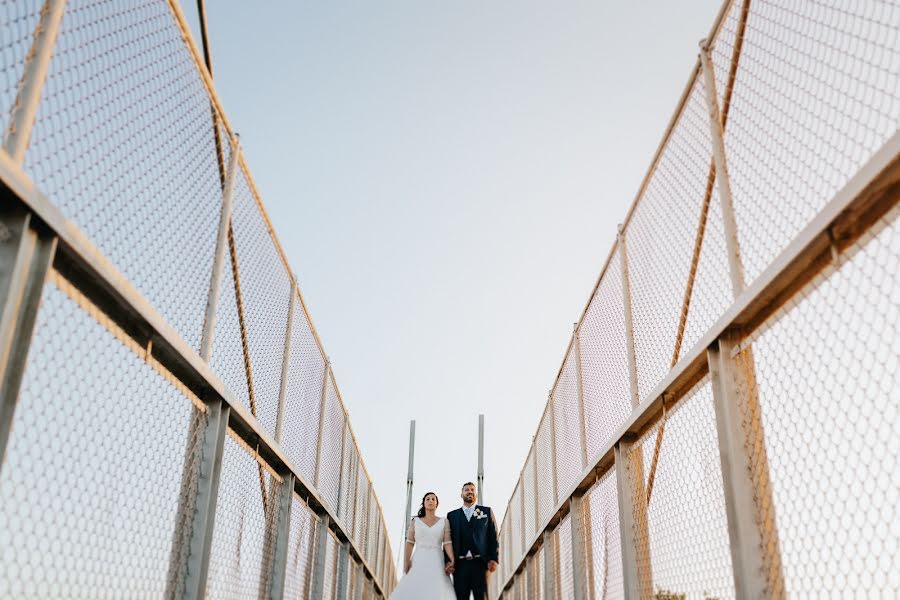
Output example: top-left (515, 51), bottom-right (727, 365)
top-left (444, 561), bottom-right (455, 576)
top-left (487, 560), bottom-right (498, 573)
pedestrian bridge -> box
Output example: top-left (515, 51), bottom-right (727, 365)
top-left (0, 1), bottom-right (897, 599)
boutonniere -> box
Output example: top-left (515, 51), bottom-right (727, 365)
top-left (474, 508), bottom-right (487, 519)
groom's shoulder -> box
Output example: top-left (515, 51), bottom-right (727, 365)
top-left (447, 507), bottom-right (462, 517)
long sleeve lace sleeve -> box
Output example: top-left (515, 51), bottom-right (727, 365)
top-left (406, 518), bottom-right (416, 545)
top-left (442, 518), bottom-right (452, 546)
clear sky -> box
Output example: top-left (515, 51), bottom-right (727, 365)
top-left (188, 0), bottom-right (723, 562)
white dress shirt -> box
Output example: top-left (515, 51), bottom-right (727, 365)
top-left (462, 504), bottom-right (475, 521)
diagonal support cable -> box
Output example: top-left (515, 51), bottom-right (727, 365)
top-left (646, 0), bottom-right (752, 506)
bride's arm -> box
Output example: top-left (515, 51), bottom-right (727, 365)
top-left (404, 518), bottom-right (415, 573)
top-left (442, 518), bottom-right (455, 572)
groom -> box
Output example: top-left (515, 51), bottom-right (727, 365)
top-left (445, 482), bottom-right (499, 600)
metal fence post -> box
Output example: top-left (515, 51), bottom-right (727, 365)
top-left (570, 492), bottom-right (592, 600)
top-left (336, 541), bottom-right (351, 600)
top-left (617, 227), bottom-right (640, 409)
top-left (699, 40), bottom-right (747, 297)
top-left (264, 473), bottom-right (294, 600)
top-left (543, 531), bottom-right (556, 600)
top-left (314, 360), bottom-right (331, 487)
top-left (274, 286), bottom-right (296, 444)
top-left (614, 440), bottom-right (652, 600)
top-left (548, 394), bottom-right (560, 507)
top-left (200, 137), bottom-right (241, 361)
top-left (519, 475), bottom-right (527, 556)
top-left (167, 398), bottom-right (230, 599)
top-left (0, 207), bottom-right (56, 469)
top-left (573, 325), bottom-right (589, 469)
top-left (2, 0), bottom-right (67, 164)
top-left (309, 514), bottom-right (331, 600)
top-left (615, 226), bottom-right (652, 599)
top-left (708, 336), bottom-right (785, 597)
top-left (335, 418), bottom-right (348, 518)
top-left (532, 446), bottom-right (540, 540)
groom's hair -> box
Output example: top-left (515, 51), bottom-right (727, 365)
top-left (461, 482), bottom-right (475, 490)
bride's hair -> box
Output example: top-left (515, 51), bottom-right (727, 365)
top-left (417, 492), bottom-right (439, 518)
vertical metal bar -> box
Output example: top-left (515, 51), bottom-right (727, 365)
top-left (336, 541), bottom-right (351, 600)
top-left (200, 137), bottom-right (240, 361)
top-left (309, 515), bottom-right (331, 600)
top-left (616, 225), bottom-right (652, 599)
top-left (708, 336), bottom-right (785, 598)
top-left (617, 227), bottom-right (640, 409)
top-left (175, 399), bottom-right (230, 599)
top-left (0, 208), bottom-right (56, 469)
top-left (401, 419), bottom-right (415, 564)
top-left (614, 440), bottom-right (652, 600)
top-left (477, 413), bottom-right (485, 502)
top-left (548, 395), bottom-right (560, 507)
top-left (699, 41), bottom-right (747, 298)
top-left (544, 530), bottom-right (557, 600)
top-left (573, 326), bottom-right (590, 468)
top-left (525, 555), bottom-right (536, 599)
top-left (314, 360), bottom-right (331, 487)
top-left (2, 0), bottom-right (67, 164)
top-left (519, 475), bottom-right (527, 553)
top-left (335, 417), bottom-right (348, 518)
top-left (570, 493), bottom-right (591, 600)
top-left (265, 473), bottom-right (294, 600)
top-left (273, 287), bottom-right (296, 444)
top-left (353, 561), bottom-right (364, 600)
top-left (532, 447), bottom-right (540, 540)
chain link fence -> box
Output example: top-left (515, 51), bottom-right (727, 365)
top-left (492, 0), bottom-right (899, 598)
top-left (0, 0), bottom-right (397, 598)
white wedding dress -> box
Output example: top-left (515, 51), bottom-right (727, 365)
top-left (389, 516), bottom-right (456, 600)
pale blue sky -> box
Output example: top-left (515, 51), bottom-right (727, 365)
top-left (188, 0), bottom-right (722, 559)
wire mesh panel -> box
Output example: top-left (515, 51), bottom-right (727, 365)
top-left (552, 346), bottom-right (586, 497)
top-left (229, 165), bottom-right (293, 437)
top-left (23, 0), bottom-right (225, 352)
top-left (210, 238), bottom-right (253, 410)
top-left (339, 433), bottom-right (359, 531)
top-left (630, 379), bottom-right (735, 599)
top-left (535, 409), bottom-right (556, 526)
top-left (507, 482), bottom-right (523, 566)
top-left (578, 250), bottom-right (633, 458)
top-left (354, 470), bottom-right (370, 555)
top-left (0, 1), bottom-right (42, 131)
top-left (712, 0), bottom-right (900, 287)
top-left (626, 78), bottom-right (717, 405)
top-left (586, 468), bottom-right (624, 600)
top-left (283, 494), bottom-right (318, 600)
top-left (557, 515), bottom-right (574, 600)
top-left (205, 432), bottom-right (280, 598)
top-left (0, 277), bottom-right (200, 598)
top-left (528, 547), bottom-right (543, 600)
top-left (281, 300), bottom-right (327, 484)
top-left (321, 529), bottom-right (339, 600)
top-left (743, 208), bottom-right (900, 595)
top-left (318, 374), bottom-right (346, 513)
top-left (522, 450), bottom-right (538, 547)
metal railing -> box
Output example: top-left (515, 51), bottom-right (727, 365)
top-left (0, 0), bottom-right (397, 598)
top-left (491, 0), bottom-right (899, 598)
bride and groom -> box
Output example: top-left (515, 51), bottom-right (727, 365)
top-left (391, 482), bottom-right (499, 600)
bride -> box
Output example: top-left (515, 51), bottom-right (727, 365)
top-left (389, 492), bottom-right (456, 599)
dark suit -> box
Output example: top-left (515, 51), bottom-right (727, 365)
top-left (446, 505), bottom-right (499, 600)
